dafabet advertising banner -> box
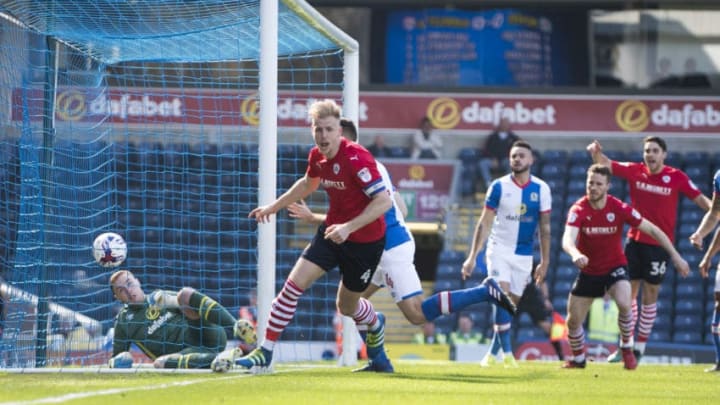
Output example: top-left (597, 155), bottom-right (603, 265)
top-left (13, 88), bottom-right (720, 135)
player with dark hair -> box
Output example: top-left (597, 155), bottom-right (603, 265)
top-left (690, 168), bottom-right (720, 372)
top-left (560, 164), bottom-right (689, 370)
top-left (288, 117), bottom-right (516, 372)
top-left (588, 137), bottom-right (709, 362)
top-left (463, 139), bottom-right (552, 368)
top-left (108, 270), bottom-right (255, 370)
top-left (235, 99), bottom-right (393, 372)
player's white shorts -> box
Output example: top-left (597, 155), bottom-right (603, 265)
top-left (486, 248), bottom-right (533, 297)
top-left (371, 239), bottom-right (423, 303)
top-left (715, 263), bottom-right (720, 293)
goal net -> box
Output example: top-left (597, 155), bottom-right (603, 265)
top-left (0, 0), bottom-right (358, 368)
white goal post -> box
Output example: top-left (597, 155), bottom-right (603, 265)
top-left (258, 0), bottom-right (360, 367)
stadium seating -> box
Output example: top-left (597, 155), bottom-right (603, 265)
top-left (672, 331), bottom-right (703, 344)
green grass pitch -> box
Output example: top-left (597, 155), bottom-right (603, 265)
top-left (1, 360), bottom-right (718, 405)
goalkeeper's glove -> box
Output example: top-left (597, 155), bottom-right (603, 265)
top-left (234, 319), bottom-right (257, 345)
top-left (108, 351), bottom-right (133, 368)
top-left (147, 290), bottom-right (180, 310)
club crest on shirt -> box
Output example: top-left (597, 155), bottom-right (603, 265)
top-left (662, 175), bottom-right (670, 183)
top-left (606, 213), bottom-right (615, 222)
top-left (357, 167), bottom-right (372, 183)
top-left (530, 192), bottom-right (539, 202)
top-left (333, 163), bottom-right (340, 175)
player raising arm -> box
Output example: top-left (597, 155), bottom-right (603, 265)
top-left (560, 164), bottom-right (688, 370)
top-left (587, 137), bottom-right (709, 361)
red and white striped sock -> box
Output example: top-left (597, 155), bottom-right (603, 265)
top-left (262, 279), bottom-right (303, 351)
top-left (568, 327), bottom-right (586, 362)
top-left (352, 297), bottom-right (379, 330)
top-left (618, 310), bottom-right (634, 348)
top-left (635, 303), bottom-right (657, 353)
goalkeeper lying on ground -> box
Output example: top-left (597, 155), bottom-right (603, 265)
top-left (108, 270), bottom-right (255, 369)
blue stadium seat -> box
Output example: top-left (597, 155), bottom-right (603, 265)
top-left (603, 150), bottom-right (626, 161)
top-left (539, 149), bottom-right (568, 165)
top-left (684, 164), bottom-right (711, 184)
top-left (516, 313), bottom-right (534, 328)
top-left (665, 151), bottom-right (684, 168)
top-left (433, 279), bottom-right (463, 293)
top-left (568, 150), bottom-right (589, 165)
top-left (552, 280), bottom-right (573, 297)
top-left (565, 192), bottom-right (584, 207)
top-left (673, 314), bottom-right (703, 330)
top-left (684, 151), bottom-right (709, 164)
top-left (654, 313), bottom-right (672, 331)
top-left (568, 163), bottom-right (587, 177)
top-left (706, 300), bottom-right (715, 318)
top-left (673, 298), bottom-right (702, 315)
top-left (544, 178), bottom-right (567, 197)
top-left (552, 296), bottom-right (567, 310)
top-left (436, 263), bottom-right (459, 277)
top-left (649, 330), bottom-right (671, 343)
top-left (555, 253), bottom-right (574, 267)
top-left (672, 331), bottom-right (703, 344)
top-left (567, 178), bottom-right (585, 195)
top-left (655, 296), bottom-right (673, 313)
top-left (626, 151), bottom-right (643, 162)
top-left (675, 282), bottom-right (704, 299)
top-left (679, 209), bottom-right (704, 225)
top-left (540, 163), bottom-right (565, 180)
top-left (676, 222), bottom-right (698, 239)
top-left (438, 250), bottom-right (465, 264)
top-left (515, 326), bottom-right (542, 342)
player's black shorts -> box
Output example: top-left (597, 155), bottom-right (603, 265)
top-left (518, 283), bottom-right (551, 323)
top-left (302, 224), bottom-right (385, 293)
top-left (570, 267), bottom-right (630, 298)
top-left (624, 239), bottom-right (670, 285)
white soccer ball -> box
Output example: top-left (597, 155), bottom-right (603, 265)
top-left (92, 232), bottom-right (127, 268)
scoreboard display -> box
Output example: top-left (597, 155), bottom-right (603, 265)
top-left (385, 8), bottom-right (579, 87)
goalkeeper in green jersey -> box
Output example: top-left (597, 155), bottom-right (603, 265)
top-left (107, 270), bottom-right (256, 369)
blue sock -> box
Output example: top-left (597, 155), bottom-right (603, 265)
top-left (493, 305), bottom-right (514, 353)
top-left (421, 286), bottom-right (489, 321)
top-left (713, 308), bottom-right (719, 363)
top-left (489, 331), bottom-right (501, 356)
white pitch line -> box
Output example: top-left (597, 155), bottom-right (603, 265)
top-left (0, 374), bottom-right (244, 405)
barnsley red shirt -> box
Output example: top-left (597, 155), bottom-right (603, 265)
top-left (306, 138), bottom-right (387, 243)
top-left (612, 161), bottom-right (702, 245)
top-left (566, 195), bottom-right (643, 275)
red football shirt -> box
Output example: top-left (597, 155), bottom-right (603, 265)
top-left (612, 161), bottom-right (702, 245)
top-left (566, 195), bottom-right (643, 276)
top-left (306, 138), bottom-right (387, 243)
